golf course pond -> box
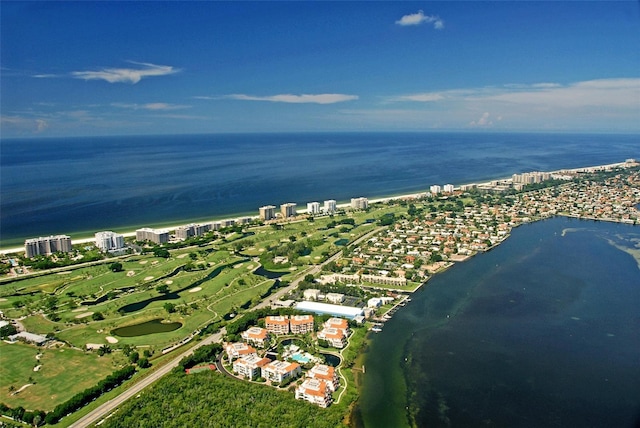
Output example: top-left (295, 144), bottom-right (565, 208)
top-left (111, 319), bottom-right (183, 337)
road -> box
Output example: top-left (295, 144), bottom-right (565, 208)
top-left (69, 328), bottom-right (225, 428)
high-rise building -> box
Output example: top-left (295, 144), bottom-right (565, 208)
top-left (95, 231), bottom-right (125, 252)
top-left (350, 197), bottom-right (368, 210)
top-left (443, 184), bottom-right (455, 193)
top-left (25, 235), bottom-right (73, 258)
top-left (135, 228), bottom-right (169, 244)
top-left (323, 200), bottom-right (337, 214)
top-left (281, 203), bottom-right (297, 218)
top-left (430, 185), bottom-right (442, 195)
top-left (307, 202), bottom-right (321, 215)
top-left (259, 205), bottom-right (276, 221)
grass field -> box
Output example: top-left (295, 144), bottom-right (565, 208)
top-left (0, 341), bottom-right (120, 411)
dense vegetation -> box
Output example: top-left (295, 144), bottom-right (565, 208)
top-left (101, 371), bottom-right (345, 428)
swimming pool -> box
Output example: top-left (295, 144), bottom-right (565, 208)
top-left (291, 353), bottom-right (310, 363)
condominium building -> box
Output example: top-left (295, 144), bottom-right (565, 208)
top-left (317, 327), bottom-right (347, 349)
top-left (265, 315), bottom-right (290, 335)
top-left (175, 223), bottom-right (211, 240)
top-left (350, 197), bottom-right (368, 210)
top-left (295, 378), bottom-right (333, 408)
top-left (259, 205), bottom-right (276, 221)
top-left (443, 184), bottom-right (455, 193)
top-left (233, 354), bottom-right (271, 380)
top-left (241, 327), bottom-right (270, 348)
top-left (261, 360), bottom-right (301, 384)
top-left (430, 185), bottom-right (442, 195)
top-left (307, 202), bottom-right (321, 215)
top-left (281, 203), bottom-right (297, 218)
top-left (289, 315), bottom-right (315, 334)
top-left (95, 231), bottom-right (125, 252)
top-left (307, 364), bottom-right (339, 391)
top-left (24, 235), bottom-right (73, 258)
top-left (225, 342), bottom-right (257, 361)
top-left (135, 228), bottom-right (169, 244)
top-left (323, 317), bottom-right (350, 334)
top-left (323, 200), bottom-right (337, 214)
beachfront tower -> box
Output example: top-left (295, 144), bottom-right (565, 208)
top-left (430, 185), bottom-right (442, 195)
top-left (25, 235), bottom-right (73, 258)
top-left (350, 197), bottom-right (368, 210)
top-left (95, 231), bottom-right (125, 252)
top-left (323, 200), bottom-right (337, 214)
top-left (307, 202), bottom-right (321, 215)
top-left (259, 205), bottom-right (276, 221)
top-left (281, 203), bottom-right (297, 218)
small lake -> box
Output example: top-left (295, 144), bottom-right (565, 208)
top-left (112, 319), bottom-right (182, 337)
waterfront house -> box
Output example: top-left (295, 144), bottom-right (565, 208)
top-left (295, 378), bottom-right (333, 408)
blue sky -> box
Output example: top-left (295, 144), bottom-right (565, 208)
top-left (2, 1), bottom-right (639, 137)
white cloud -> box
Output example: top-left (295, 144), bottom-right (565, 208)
top-left (1, 115), bottom-right (50, 133)
top-left (396, 10), bottom-right (444, 29)
top-left (71, 62), bottom-right (179, 84)
top-left (226, 93), bottom-right (358, 104)
top-left (111, 102), bottom-right (190, 110)
top-left (388, 93), bottom-right (445, 102)
top-left (469, 112), bottom-right (493, 127)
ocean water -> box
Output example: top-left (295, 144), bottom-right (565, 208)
top-left (358, 217), bottom-right (640, 428)
top-left (1, 132), bottom-right (638, 246)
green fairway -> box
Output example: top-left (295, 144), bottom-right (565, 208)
top-left (0, 341), bottom-right (119, 412)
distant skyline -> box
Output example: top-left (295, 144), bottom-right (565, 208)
top-left (1, 1), bottom-right (639, 138)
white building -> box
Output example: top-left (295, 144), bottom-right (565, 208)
top-left (262, 360), bottom-right (301, 384)
top-left (295, 378), bottom-right (333, 408)
top-left (95, 231), bottom-right (125, 252)
top-left (259, 205), bottom-right (276, 221)
top-left (443, 184), bottom-right (455, 193)
top-left (135, 228), bottom-right (169, 244)
top-left (307, 202), bottom-right (321, 215)
top-left (323, 200), bottom-right (337, 214)
top-left (281, 203), bottom-right (297, 218)
top-left (233, 354), bottom-right (270, 380)
top-left (350, 197), bottom-right (368, 210)
top-left (430, 185), bottom-right (442, 195)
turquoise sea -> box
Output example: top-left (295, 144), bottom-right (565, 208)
top-left (358, 217), bottom-right (640, 428)
top-left (1, 132), bottom-right (638, 246)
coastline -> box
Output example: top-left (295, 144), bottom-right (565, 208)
top-left (1, 160), bottom-right (630, 255)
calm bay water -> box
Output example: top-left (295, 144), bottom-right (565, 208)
top-left (1, 132), bottom-right (638, 246)
top-left (359, 217), bottom-right (640, 428)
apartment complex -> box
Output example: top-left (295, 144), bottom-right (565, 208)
top-left (259, 205), bottom-right (276, 221)
top-left (323, 199), bottom-right (337, 214)
top-left (241, 326), bottom-right (270, 348)
top-left (24, 235), bottom-right (72, 258)
top-left (289, 315), bottom-right (315, 334)
top-left (295, 378), bottom-right (333, 408)
top-left (307, 201), bottom-right (321, 215)
top-left (175, 223), bottom-right (210, 240)
top-left (265, 315), bottom-right (290, 335)
top-left (262, 360), bottom-right (301, 384)
top-left (350, 197), bottom-right (369, 210)
top-left (233, 354), bottom-right (270, 380)
top-left (135, 228), bottom-right (169, 244)
top-left (281, 203), bottom-right (297, 218)
top-left (94, 231), bottom-right (125, 252)
top-left (225, 342), bottom-right (257, 360)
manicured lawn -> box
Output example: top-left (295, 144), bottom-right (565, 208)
top-left (0, 341), bottom-right (120, 412)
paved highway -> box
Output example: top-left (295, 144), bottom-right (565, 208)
top-left (69, 329), bottom-right (225, 428)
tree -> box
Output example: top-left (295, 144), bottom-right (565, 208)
top-left (109, 262), bottom-right (123, 272)
top-left (153, 248), bottom-right (170, 258)
top-left (164, 302), bottom-right (176, 313)
top-left (156, 284), bottom-right (170, 293)
top-left (137, 358), bottom-right (150, 368)
top-left (91, 312), bottom-right (104, 321)
top-left (129, 351), bottom-right (140, 364)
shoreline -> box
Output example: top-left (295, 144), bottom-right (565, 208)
top-left (0, 160), bottom-right (631, 255)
